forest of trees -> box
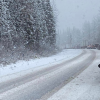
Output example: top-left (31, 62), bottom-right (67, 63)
top-left (0, 0), bottom-right (56, 64)
top-left (57, 15), bottom-right (100, 49)
top-left (0, 0), bottom-right (100, 65)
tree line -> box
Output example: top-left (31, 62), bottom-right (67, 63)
top-left (0, 0), bottom-right (56, 64)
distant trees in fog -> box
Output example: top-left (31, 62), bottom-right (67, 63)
top-left (56, 14), bottom-right (100, 49)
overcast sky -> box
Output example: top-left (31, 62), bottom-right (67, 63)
top-left (50, 0), bottom-right (100, 31)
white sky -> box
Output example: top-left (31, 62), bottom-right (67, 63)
top-left (51, 0), bottom-right (100, 31)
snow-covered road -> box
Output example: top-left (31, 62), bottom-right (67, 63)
top-left (0, 49), bottom-right (82, 83)
top-left (0, 49), bottom-right (97, 100)
top-left (48, 49), bottom-right (100, 100)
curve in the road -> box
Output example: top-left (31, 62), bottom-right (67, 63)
top-left (0, 50), bottom-right (86, 94)
top-left (0, 50), bottom-right (96, 100)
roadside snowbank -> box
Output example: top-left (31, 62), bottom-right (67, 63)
top-left (0, 49), bottom-right (82, 82)
top-left (47, 50), bottom-right (100, 100)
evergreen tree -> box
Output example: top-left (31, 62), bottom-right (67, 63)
top-left (1, 0), bottom-right (56, 53)
top-left (42, 0), bottom-right (56, 47)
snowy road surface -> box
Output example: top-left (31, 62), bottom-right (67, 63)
top-left (0, 49), bottom-right (97, 100)
top-left (48, 49), bottom-right (100, 100)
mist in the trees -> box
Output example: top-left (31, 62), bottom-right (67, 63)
top-left (56, 15), bottom-right (100, 49)
top-left (53, 0), bottom-right (100, 49)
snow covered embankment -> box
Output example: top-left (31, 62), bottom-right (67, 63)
top-left (0, 49), bottom-right (82, 83)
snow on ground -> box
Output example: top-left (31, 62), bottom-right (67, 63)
top-left (47, 50), bottom-right (100, 100)
top-left (0, 49), bottom-right (82, 83)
